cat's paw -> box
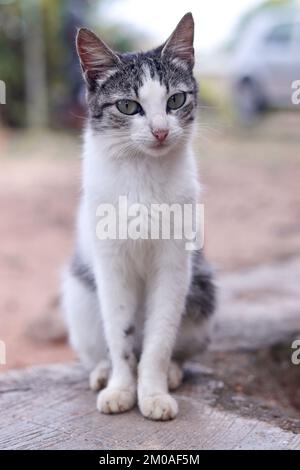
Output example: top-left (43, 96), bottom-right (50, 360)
top-left (168, 361), bottom-right (183, 391)
top-left (97, 387), bottom-right (136, 414)
top-left (89, 360), bottom-right (110, 392)
top-left (139, 393), bottom-right (178, 421)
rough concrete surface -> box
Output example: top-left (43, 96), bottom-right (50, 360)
top-left (0, 258), bottom-right (299, 450)
top-left (0, 362), bottom-right (299, 450)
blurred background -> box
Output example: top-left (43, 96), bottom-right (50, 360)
top-left (0, 0), bottom-right (300, 373)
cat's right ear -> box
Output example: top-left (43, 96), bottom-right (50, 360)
top-left (76, 28), bottom-right (120, 88)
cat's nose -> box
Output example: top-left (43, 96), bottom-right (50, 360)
top-left (151, 129), bottom-right (169, 143)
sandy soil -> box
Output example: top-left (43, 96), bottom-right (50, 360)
top-left (0, 116), bottom-right (299, 371)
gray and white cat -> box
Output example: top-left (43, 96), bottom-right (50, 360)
top-left (62, 12), bottom-right (215, 421)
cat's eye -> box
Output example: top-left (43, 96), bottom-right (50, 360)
top-left (167, 92), bottom-right (186, 110)
top-left (116, 99), bottom-right (142, 115)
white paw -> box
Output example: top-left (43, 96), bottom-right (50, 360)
top-left (97, 387), bottom-right (136, 414)
top-left (139, 393), bottom-right (178, 421)
top-left (168, 361), bottom-right (183, 391)
top-left (89, 360), bottom-right (110, 392)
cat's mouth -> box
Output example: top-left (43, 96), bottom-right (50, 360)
top-left (133, 137), bottom-right (174, 157)
top-left (143, 139), bottom-right (174, 157)
top-left (150, 139), bottom-right (170, 149)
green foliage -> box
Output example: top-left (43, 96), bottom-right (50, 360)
top-left (0, 1), bottom-right (25, 125)
top-left (0, 0), bottom-right (140, 128)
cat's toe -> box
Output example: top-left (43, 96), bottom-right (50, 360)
top-left (89, 360), bottom-right (110, 392)
top-left (168, 361), bottom-right (183, 391)
top-left (97, 387), bottom-right (136, 414)
top-left (139, 393), bottom-right (178, 421)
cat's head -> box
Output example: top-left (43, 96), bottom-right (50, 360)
top-left (76, 13), bottom-right (197, 157)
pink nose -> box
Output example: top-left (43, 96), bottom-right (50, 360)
top-left (152, 129), bottom-right (169, 143)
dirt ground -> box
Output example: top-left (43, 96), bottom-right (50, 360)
top-left (0, 112), bottom-right (300, 371)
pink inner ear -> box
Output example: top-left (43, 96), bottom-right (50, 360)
top-left (76, 28), bottom-right (119, 79)
top-left (162, 13), bottom-right (194, 66)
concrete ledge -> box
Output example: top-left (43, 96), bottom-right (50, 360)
top-left (0, 362), bottom-right (299, 450)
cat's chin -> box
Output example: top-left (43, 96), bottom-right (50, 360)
top-left (137, 142), bottom-right (177, 158)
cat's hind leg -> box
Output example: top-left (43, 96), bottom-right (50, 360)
top-left (89, 359), bottom-right (110, 391)
top-left (168, 360), bottom-right (183, 391)
top-left (173, 251), bottom-right (216, 361)
top-left (61, 260), bottom-right (107, 370)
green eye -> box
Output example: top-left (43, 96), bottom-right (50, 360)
top-left (116, 99), bottom-right (141, 115)
top-left (167, 92), bottom-right (186, 110)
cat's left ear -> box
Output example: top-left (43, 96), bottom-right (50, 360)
top-left (162, 12), bottom-right (194, 68)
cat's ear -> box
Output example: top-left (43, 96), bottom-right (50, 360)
top-left (76, 28), bottom-right (120, 87)
top-left (162, 12), bottom-right (194, 68)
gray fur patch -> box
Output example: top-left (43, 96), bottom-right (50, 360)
top-left (185, 250), bottom-right (216, 321)
top-left (70, 252), bottom-right (96, 291)
top-left (124, 325), bottom-right (135, 336)
top-left (123, 352), bottom-right (130, 361)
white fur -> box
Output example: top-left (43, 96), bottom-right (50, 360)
top-left (62, 76), bottom-right (202, 420)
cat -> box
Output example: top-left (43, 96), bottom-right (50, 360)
top-left (62, 12), bottom-right (215, 421)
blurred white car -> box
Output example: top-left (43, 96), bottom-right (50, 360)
top-left (230, 9), bottom-right (300, 119)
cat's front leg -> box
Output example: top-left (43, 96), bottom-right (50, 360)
top-left (138, 244), bottom-right (191, 420)
top-left (94, 252), bottom-right (139, 414)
